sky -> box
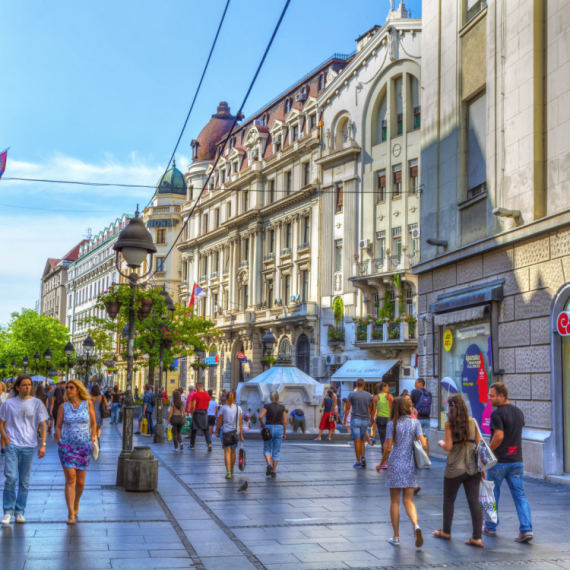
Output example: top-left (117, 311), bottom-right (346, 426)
top-left (0, 0), bottom-right (421, 326)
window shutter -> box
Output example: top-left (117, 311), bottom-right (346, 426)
top-left (394, 170), bottom-right (402, 184)
top-left (379, 175), bottom-right (386, 188)
top-left (337, 186), bottom-right (344, 207)
top-left (467, 94), bottom-right (487, 190)
top-left (410, 166), bottom-right (418, 178)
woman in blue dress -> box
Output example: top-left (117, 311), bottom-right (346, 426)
top-left (55, 379), bottom-right (97, 525)
top-left (377, 396), bottom-right (427, 548)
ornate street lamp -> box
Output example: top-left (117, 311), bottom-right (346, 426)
top-left (262, 329), bottom-right (277, 370)
top-left (113, 208), bottom-right (156, 487)
top-left (33, 352), bottom-right (40, 375)
top-left (43, 348), bottom-right (52, 379)
top-left (64, 341), bottom-right (75, 382)
top-left (82, 335), bottom-right (94, 387)
top-left (22, 356), bottom-right (29, 375)
top-left (151, 286), bottom-right (176, 443)
top-left (194, 348), bottom-right (205, 386)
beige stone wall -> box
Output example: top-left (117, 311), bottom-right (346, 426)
top-left (417, 228), bottom-right (570, 431)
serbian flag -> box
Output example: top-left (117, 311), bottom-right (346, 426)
top-left (0, 149), bottom-right (7, 180)
top-left (187, 283), bottom-right (206, 314)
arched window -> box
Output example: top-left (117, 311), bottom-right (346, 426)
top-left (318, 73), bottom-right (325, 91)
top-left (296, 335), bottom-right (310, 375)
top-left (284, 98), bottom-right (291, 114)
top-left (335, 116), bottom-right (350, 150)
top-left (376, 94), bottom-right (388, 143)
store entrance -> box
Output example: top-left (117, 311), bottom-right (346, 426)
top-left (362, 364), bottom-right (400, 396)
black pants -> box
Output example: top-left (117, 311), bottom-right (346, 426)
top-left (376, 417), bottom-right (389, 451)
top-left (170, 415), bottom-right (184, 448)
top-left (191, 411), bottom-right (212, 446)
top-left (443, 471), bottom-right (482, 539)
top-left (145, 411), bottom-right (154, 434)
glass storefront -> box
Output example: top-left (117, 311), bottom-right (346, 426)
top-left (439, 312), bottom-right (493, 434)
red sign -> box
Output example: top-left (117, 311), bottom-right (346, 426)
top-left (558, 312), bottom-right (570, 336)
top-left (236, 351), bottom-right (246, 361)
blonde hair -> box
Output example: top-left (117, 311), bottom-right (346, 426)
top-left (227, 391), bottom-right (236, 408)
top-left (0, 382), bottom-right (6, 394)
top-left (64, 379), bottom-right (91, 402)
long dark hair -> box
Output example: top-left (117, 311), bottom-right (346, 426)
top-left (389, 396), bottom-right (411, 445)
top-left (36, 383), bottom-right (47, 404)
top-left (53, 387), bottom-right (65, 405)
top-left (90, 384), bottom-right (101, 397)
top-left (447, 394), bottom-right (471, 444)
top-left (172, 390), bottom-right (182, 410)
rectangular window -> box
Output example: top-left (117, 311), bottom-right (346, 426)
top-left (286, 171), bottom-right (292, 195)
top-left (409, 159), bottom-right (418, 194)
top-left (335, 239), bottom-right (343, 273)
top-left (156, 257), bottom-right (165, 272)
top-left (466, 0), bottom-right (487, 23)
top-left (214, 208), bottom-right (220, 229)
top-left (221, 170), bottom-right (226, 184)
top-left (413, 105), bottom-right (421, 130)
top-left (267, 281), bottom-right (274, 308)
top-left (303, 162), bottom-right (310, 186)
top-left (377, 170), bottom-right (386, 202)
top-left (284, 275), bottom-right (291, 305)
top-left (395, 76), bottom-right (403, 136)
top-left (156, 229), bottom-right (166, 244)
top-left (244, 238), bottom-right (249, 261)
top-left (226, 201), bottom-right (231, 220)
top-left (392, 165), bottom-right (402, 197)
top-left (381, 119), bottom-right (388, 142)
top-left (243, 285), bottom-right (249, 309)
top-left (213, 251), bottom-right (220, 272)
top-left (408, 223), bottom-right (419, 257)
top-left (376, 230), bottom-right (386, 261)
top-left (397, 113), bottom-right (403, 136)
top-left (405, 288), bottom-right (413, 315)
top-left (467, 93), bottom-right (487, 197)
top-left (203, 214), bottom-right (208, 234)
top-left (269, 229), bottom-right (275, 253)
top-left (269, 179), bottom-right (275, 203)
top-left (286, 223), bottom-right (292, 249)
top-left (335, 184), bottom-right (344, 213)
top-left (303, 216), bottom-right (310, 244)
top-left (392, 237), bottom-right (402, 265)
top-left (301, 270), bottom-right (309, 302)
top-left (213, 293), bottom-right (219, 313)
top-left (243, 191), bottom-right (249, 212)
top-left (292, 125), bottom-right (299, 142)
top-left (309, 114), bottom-right (317, 129)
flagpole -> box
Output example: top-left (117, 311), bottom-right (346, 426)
top-left (0, 147), bottom-right (10, 154)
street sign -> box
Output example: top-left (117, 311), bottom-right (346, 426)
top-left (205, 356), bottom-right (218, 366)
top-left (236, 351), bottom-right (246, 361)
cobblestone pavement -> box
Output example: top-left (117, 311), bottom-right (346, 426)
top-left (3, 423), bottom-right (570, 570)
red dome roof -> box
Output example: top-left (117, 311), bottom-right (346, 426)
top-left (192, 102), bottom-right (235, 162)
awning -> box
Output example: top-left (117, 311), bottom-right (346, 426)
top-left (331, 359), bottom-right (399, 383)
top-left (433, 306), bottom-right (486, 327)
top-left (430, 279), bottom-right (504, 314)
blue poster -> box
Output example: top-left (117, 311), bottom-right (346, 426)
top-left (461, 344), bottom-right (487, 429)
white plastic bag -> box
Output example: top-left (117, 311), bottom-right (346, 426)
top-left (479, 479), bottom-right (497, 524)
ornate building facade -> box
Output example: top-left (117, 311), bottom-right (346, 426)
top-left (178, 55), bottom-right (352, 393)
top-left (316, 3), bottom-right (422, 395)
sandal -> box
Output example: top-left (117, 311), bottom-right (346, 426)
top-left (465, 538), bottom-right (484, 547)
top-left (67, 516), bottom-right (76, 525)
top-left (225, 472), bottom-right (232, 479)
top-left (432, 529), bottom-right (451, 540)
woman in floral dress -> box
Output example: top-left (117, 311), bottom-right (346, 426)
top-left (377, 396), bottom-right (427, 548)
top-left (55, 379), bottom-right (96, 525)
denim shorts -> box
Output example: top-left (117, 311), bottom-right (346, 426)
top-left (350, 418), bottom-right (369, 440)
top-left (419, 418), bottom-right (431, 437)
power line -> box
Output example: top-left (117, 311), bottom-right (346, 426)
top-left (0, 203), bottom-right (121, 213)
top-left (142, 0), bottom-right (231, 212)
top-left (148, 0), bottom-right (292, 281)
top-left (3, 176), bottom-right (155, 189)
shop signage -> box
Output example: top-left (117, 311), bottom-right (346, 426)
top-left (236, 351), bottom-right (246, 361)
top-left (461, 344), bottom-right (492, 434)
top-left (443, 329), bottom-right (453, 352)
top-left (557, 311), bottom-right (570, 336)
top-left (205, 355), bottom-right (219, 366)
top-left (456, 323), bottom-right (490, 340)
top-left (146, 219), bottom-right (180, 228)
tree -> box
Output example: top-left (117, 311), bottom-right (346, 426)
top-left (0, 309), bottom-right (70, 374)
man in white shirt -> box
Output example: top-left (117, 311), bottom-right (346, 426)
top-left (0, 375), bottom-right (49, 525)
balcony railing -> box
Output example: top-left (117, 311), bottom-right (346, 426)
top-left (327, 325), bottom-right (345, 345)
top-left (199, 275), bottom-right (207, 283)
top-left (263, 252), bottom-right (275, 262)
top-left (281, 247), bottom-right (292, 256)
top-left (297, 242), bottom-right (310, 251)
top-left (210, 272), bottom-right (219, 279)
top-left (354, 322), bottom-right (416, 345)
top-left (239, 260), bottom-right (249, 268)
top-left (354, 252), bottom-right (419, 277)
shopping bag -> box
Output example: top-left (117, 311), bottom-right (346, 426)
top-left (474, 420), bottom-right (497, 471)
top-left (239, 444), bottom-right (246, 471)
top-left (410, 439), bottom-right (431, 468)
top-left (479, 479), bottom-right (498, 523)
top-left (167, 425), bottom-right (173, 441)
top-left (142, 417), bottom-right (148, 435)
top-left (91, 438), bottom-right (99, 460)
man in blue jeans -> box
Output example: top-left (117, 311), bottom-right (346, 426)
top-left (142, 384), bottom-right (155, 435)
top-left (0, 375), bottom-right (49, 525)
top-left (343, 378), bottom-right (374, 469)
top-left (483, 382), bottom-right (533, 543)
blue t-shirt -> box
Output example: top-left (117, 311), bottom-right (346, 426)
top-left (290, 410), bottom-right (304, 420)
top-left (143, 391), bottom-right (154, 412)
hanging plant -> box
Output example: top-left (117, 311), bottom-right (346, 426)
top-left (261, 355), bottom-right (278, 365)
top-left (333, 298), bottom-right (344, 322)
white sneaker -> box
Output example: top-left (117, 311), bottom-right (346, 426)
top-left (1, 514), bottom-right (12, 525)
top-left (15, 514), bottom-right (26, 524)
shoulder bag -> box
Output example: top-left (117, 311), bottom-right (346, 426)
top-left (100, 396), bottom-right (111, 419)
top-left (474, 419), bottom-right (498, 471)
top-left (410, 419), bottom-right (431, 468)
top-left (222, 405), bottom-right (240, 447)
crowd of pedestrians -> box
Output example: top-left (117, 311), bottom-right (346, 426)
top-left (0, 373), bottom-right (535, 551)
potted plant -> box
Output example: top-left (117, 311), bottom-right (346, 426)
top-left (137, 296), bottom-right (154, 320)
top-left (261, 355), bottom-right (278, 366)
top-left (100, 285), bottom-right (123, 320)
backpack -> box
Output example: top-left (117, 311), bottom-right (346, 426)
top-left (149, 392), bottom-right (156, 408)
top-left (416, 389), bottom-right (432, 416)
top-left (294, 409), bottom-right (304, 417)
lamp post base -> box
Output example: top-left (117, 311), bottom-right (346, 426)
top-left (153, 421), bottom-right (165, 443)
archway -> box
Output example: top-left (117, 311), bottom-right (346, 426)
top-left (296, 335), bottom-right (310, 375)
top-left (230, 339), bottom-right (245, 391)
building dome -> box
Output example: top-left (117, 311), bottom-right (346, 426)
top-left (192, 101), bottom-right (235, 162)
top-left (155, 160), bottom-right (186, 195)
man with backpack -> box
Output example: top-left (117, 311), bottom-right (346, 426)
top-left (411, 378), bottom-right (432, 457)
top-left (142, 384), bottom-right (155, 436)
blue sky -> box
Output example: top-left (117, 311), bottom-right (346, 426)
top-left (0, 0), bottom-right (421, 325)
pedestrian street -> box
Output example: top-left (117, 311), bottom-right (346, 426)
top-left (3, 424), bottom-right (570, 570)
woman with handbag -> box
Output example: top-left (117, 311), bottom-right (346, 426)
top-left (315, 390), bottom-right (336, 441)
top-left (216, 392), bottom-right (243, 479)
top-left (376, 396), bottom-right (426, 547)
top-left (432, 394), bottom-right (483, 547)
top-left (89, 384), bottom-right (108, 442)
top-left (168, 390), bottom-right (186, 452)
top-left (258, 391), bottom-right (286, 478)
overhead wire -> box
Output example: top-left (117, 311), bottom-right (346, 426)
top-left (147, 0), bottom-right (292, 282)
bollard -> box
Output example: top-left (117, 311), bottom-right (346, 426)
top-left (123, 446), bottom-right (158, 492)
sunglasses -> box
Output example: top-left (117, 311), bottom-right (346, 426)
top-left (66, 385), bottom-right (77, 391)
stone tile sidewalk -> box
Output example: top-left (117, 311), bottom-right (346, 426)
top-left (2, 423), bottom-right (570, 570)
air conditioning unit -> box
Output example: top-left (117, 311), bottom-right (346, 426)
top-left (401, 367), bottom-right (413, 378)
top-left (273, 134), bottom-right (282, 144)
top-left (325, 354), bottom-right (335, 366)
top-left (335, 354), bottom-right (348, 365)
top-left (412, 228), bottom-right (420, 239)
top-left (311, 356), bottom-right (324, 378)
top-left (359, 239), bottom-right (371, 249)
top-left (295, 92), bottom-right (307, 102)
top-left (254, 119), bottom-right (264, 127)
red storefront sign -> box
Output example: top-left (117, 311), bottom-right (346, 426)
top-left (557, 311), bottom-right (570, 335)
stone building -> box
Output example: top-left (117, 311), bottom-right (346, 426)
top-left (316, 3), bottom-right (422, 396)
top-left (41, 240), bottom-right (87, 325)
top-left (415, 0), bottom-right (570, 480)
top-left (178, 54), bottom-right (352, 394)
